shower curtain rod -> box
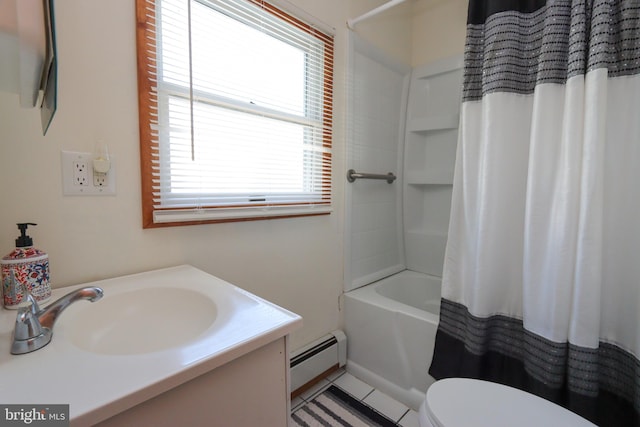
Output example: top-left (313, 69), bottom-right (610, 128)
top-left (347, 0), bottom-right (409, 29)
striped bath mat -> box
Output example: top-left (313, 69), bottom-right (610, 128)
top-left (291, 385), bottom-right (398, 427)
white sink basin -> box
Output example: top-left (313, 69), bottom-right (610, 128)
top-left (65, 287), bottom-right (218, 355)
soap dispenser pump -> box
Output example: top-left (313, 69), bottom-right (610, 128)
top-left (1, 223), bottom-right (51, 309)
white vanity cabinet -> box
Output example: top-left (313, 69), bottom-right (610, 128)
top-left (95, 337), bottom-right (292, 427)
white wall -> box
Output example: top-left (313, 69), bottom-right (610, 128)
top-left (348, 0), bottom-right (413, 65)
top-left (0, 0), bottom-right (466, 351)
top-left (0, 0), bottom-right (417, 351)
top-left (412, 0), bottom-right (468, 66)
top-left (348, 0), bottom-right (468, 68)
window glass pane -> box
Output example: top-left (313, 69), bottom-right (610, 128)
top-left (196, 2), bottom-right (306, 116)
top-left (162, 0), bottom-right (308, 117)
top-left (160, 0), bottom-right (190, 87)
top-left (168, 96), bottom-right (308, 194)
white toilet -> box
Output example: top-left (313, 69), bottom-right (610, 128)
top-left (418, 378), bottom-right (597, 427)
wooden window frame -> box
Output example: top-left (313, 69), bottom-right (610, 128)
top-left (135, 0), bottom-right (334, 228)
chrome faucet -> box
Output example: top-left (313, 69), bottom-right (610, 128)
top-left (11, 284), bottom-right (104, 355)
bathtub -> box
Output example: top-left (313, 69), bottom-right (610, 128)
top-left (344, 269), bottom-right (441, 410)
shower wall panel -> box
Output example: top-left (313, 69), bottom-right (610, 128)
top-left (344, 34), bottom-right (410, 292)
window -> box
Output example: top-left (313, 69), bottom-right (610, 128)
top-left (135, 0), bottom-right (334, 227)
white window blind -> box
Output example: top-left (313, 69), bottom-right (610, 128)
top-left (136, 0), bottom-right (334, 227)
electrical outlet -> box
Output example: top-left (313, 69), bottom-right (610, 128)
top-left (93, 171), bottom-right (107, 187)
top-left (61, 151), bottom-right (116, 196)
top-left (73, 160), bottom-right (89, 186)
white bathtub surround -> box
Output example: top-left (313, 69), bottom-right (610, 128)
top-left (402, 57), bottom-right (462, 277)
top-left (0, 265), bottom-right (301, 425)
top-left (344, 32), bottom-right (410, 292)
top-left (430, 2), bottom-right (640, 425)
top-left (344, 33), bottom-right (463, 412)
top-left (344, 45), bottom-right (463, 289)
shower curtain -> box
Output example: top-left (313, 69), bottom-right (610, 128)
top-left (428, 1), bottom-right (640, 426)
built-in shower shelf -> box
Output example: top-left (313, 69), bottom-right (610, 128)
top-left (406, 170), bottom-right (453, 185)
top-left (403, 55), bottom-right (462, 277)
top-left (408, 114), bottom-right (459, 133)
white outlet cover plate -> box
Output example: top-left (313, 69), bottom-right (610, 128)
top-left (61, 150), bottom-right (116, 196)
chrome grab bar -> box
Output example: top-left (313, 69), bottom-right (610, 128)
top-left (346, 169), bottom-right (396, 184)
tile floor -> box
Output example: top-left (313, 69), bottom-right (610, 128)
top-left (291, 369), bottom-right (420, 427)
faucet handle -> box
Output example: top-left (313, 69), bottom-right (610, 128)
top-left (11, 279), bottom-right (51, 354)
top-left (13, 303), bottom-right (45, 341)
top-left (16, 277), bottom-right (41, 315)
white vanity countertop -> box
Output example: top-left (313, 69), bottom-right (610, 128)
top-left (0, 265), bottom-right (302, 425)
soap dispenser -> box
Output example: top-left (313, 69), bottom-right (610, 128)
top-left (1, 223), bottom-right (51, 309)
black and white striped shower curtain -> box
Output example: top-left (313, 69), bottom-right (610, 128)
top-left (429, 1), bottom-right (640, 426)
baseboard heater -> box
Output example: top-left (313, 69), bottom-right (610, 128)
top-left (290, 330), bottom-right (347, 397)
